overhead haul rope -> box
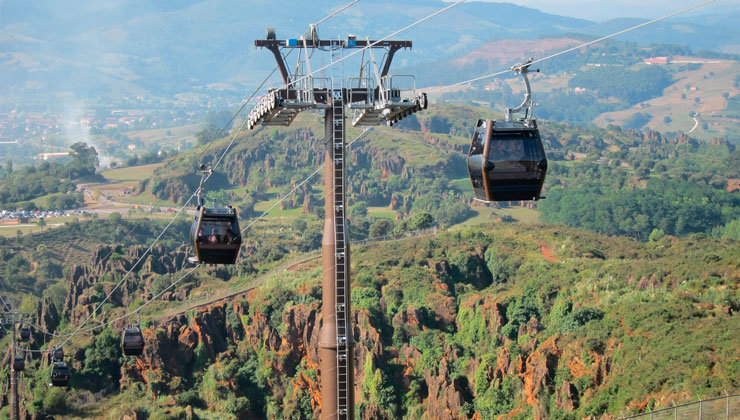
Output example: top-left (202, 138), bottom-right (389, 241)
top-left (21, 58), bottom-right (294, 346)
top-left (21, 0), bottom-right (718, 353)
top-left (425, 0), bottom-right (720, 93)
top-left (258, 0), bottom-right (468, 95)
top-left (14, 128), bottom-right (373, 354)
top-left (54, 59), bottom-right (290, 349)
top-left (48, 0), bottom-right (466, 349)
top-left (17, 4), bottom-right (373, 352)
top-left (55, 66), bottom-right (292, 347)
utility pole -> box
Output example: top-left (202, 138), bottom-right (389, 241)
top-left (246, 29), bottom-right (426, 420)
top-left (10, 323), bottom-right (18, 420)
top-left (2, 308), bottom-right (23, 420)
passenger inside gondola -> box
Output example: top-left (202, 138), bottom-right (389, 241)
top-left (197, 221), bottom-right (236, 244)
top-left (190, 204), bottom-right (241, 264)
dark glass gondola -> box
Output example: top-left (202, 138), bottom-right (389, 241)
top-left (467, 59), bottom-right (547, 202)
top-left (19, 325), bottom-right (31, 342)
top-left (122, 325), bottom-right (145, 356)
top-left (189, 165), bottom-right (242, 265)
top-left (190, 206), bottom-right (242, 264)
top-left (50, 361), bottom-right (70, 387)
top-left (467, 119), bottom-right (547, 202)
top-left (12, 355), bottom-right (24, 372)
top-left (51, 346), bottom-right (64, 361)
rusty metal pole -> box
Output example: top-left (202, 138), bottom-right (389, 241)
top-left (319, 105), bottom-right (339, 420)
top-left (319, 103), bottom-right (354, 419)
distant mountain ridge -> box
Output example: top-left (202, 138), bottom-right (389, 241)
top-left (0, 0), bottom-right (737, 107)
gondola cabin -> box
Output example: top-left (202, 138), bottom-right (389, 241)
top-left (52, 346), bottom-right (64, 361)
top-left (19, 325), bottom-right (31, 342)
top-left (12, 355), bottom-right (24, 372)
top-left (50, 361), bottom-right (70, 387)
top-left (190, 206), bottom-right (241, 264)
top-left (122, 326), bottom-right (145, 356)
top-left (467, 119), bottom-right (547, 202)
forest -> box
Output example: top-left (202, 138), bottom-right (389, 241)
top-left (567, 66), bottom-right (673, 105)
top-left (0, 143), bottom-right (99, 210)
top-left (137, 104), bottom-right (738, 246)
top-left (0, 101), bottom-right (737, 419)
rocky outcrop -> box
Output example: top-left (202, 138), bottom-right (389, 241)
top-left (557, 380), bottom-right (580, 411)
top-left (37, 297), bottom-right (59, 336)
top-left (63, 244), bottom-right (191, 326)
top-left (424, 355), bottom-right (472, 420)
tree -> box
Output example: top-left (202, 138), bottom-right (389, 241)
top-left (648, 228), bottom-right (665, 242)
top-left (291, 218), bottom-right (307, 233)
top-left (720, 218), bottom-right (740, 241)
top-left (369, 219), bottom-right (394, 238)
top-left (624, 112), bottom-right (651, 129)
top-left (78, 328), bottom-right (123, 390)
top-left (348, 201), bottom-right (368, 219)
top-left (68, 142), bottom-right (99, 177)
top-left (196, 124), bottom-right (220, 145)
top-left (299, 226), bottom-right (322, 251)
top-left (408, 212), bottom-right (434, 230)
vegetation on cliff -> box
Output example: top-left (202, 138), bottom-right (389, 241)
top-left (3, 220), bottom-right (737, 419)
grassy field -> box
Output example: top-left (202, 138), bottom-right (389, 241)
top-left (449, 176), bottom-right (473, 197)
top-left (0, 225), bottom-right (42, 237)
top-left (116, 194), bottom-right (179, 208)
top-left (457, 205), bottom-right (541, 227)
top-left (91, 181), bottom-right (137, 193)
top-left (29, 192), bottom-right (66, 208)
top-left (252, 198), bottom-right (304, 219)
top-left (126, 123), bottom-right (203, 148)
top-left (0, 215), bottom-right (91, 237)
top-left (367, 206), bottom-right (395, 219)
top-left (95, 163), bottom-right (180, 208)
top-left (102, 163), bottom-right (164, 181)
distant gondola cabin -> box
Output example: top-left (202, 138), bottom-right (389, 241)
top-left (122, 326), bottom-right (145, 356)
top-left (50, 361), bottom-right (70, 387)
top-left (19, 326), bottom-right (31, 342)
top-left (12, 355), bottom-right (24, 372)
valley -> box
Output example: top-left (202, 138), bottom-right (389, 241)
top-left (0, 1), bottom-right (738, 419)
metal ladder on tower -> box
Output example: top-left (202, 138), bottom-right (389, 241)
top-left (331, 41), bottom-right (351, 420)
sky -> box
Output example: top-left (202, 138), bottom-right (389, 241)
top-left (474, 0), bottom-right (740, 21)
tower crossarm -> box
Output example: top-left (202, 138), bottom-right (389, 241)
top-left (255, 38), bottom-right (411, 85)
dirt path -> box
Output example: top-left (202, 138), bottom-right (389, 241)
top-left (536, 240), bottom-right (557, 263)
top-left (687, 115), bottom-right (700, 134)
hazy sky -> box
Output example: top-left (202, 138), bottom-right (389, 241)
top-left (477, 0), bottom-right (740, 21)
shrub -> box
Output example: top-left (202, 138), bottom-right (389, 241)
top-left (484, 248), bottom-right (519, 285)
top-left (43, 387), bottom-right (67, 413)
top-left (176, 389), bottom-right (204, 408)
top-left (369, 218), bottom-right (394, 238)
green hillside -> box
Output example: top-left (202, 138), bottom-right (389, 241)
top-left (2, 221), bottom-right (737, 419)
top-left (137, 103), bottom-right (739, 242)
top-left (0, 102), bottom-right (737, 419)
